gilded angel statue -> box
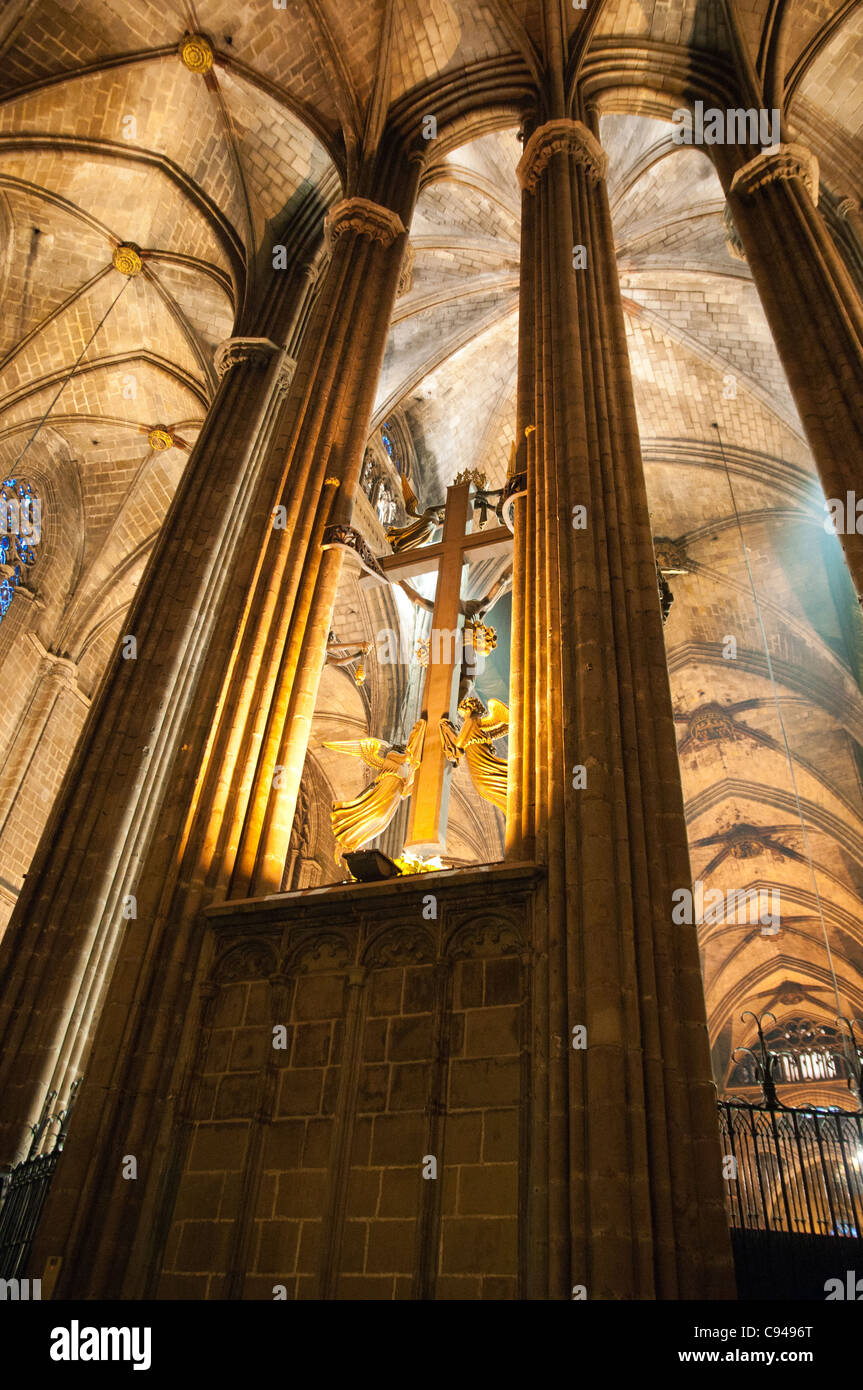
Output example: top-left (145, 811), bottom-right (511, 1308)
top-left (440, 696), bottom-right (509, 813)
top-left (385, 475), bottom-right (444, 553)
top-left (323, 719), bottom-right (426, 857)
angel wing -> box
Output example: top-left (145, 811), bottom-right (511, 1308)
top-left (400, 473), bottom-right (421, 518)
top-left (322, 737), bottom-right (387, 771)
top-left (480, 698), bottom-right (509, 741)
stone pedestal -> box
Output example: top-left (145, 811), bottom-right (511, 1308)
top-left (32, 863), bottom-right (541, 1300)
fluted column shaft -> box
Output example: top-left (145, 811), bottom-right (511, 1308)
top-left (230, 190), bottom-right (418, 896)
top-left (508, 115), bottom-right (735, 1299)
top-left (0, 262), bottom-right (315, 1169)
top-left (719, 143), bottom-right (863, 590)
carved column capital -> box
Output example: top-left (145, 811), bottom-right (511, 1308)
top-left (213, 337), bottom-right (281, 379)
top-left (43, 656), bottom-right (80, 694)
top-left (323, 197), bottom-right (406, 254)
top-left (516, 119), bottom-right (608, 192)
top-left (730, 143), bottom-right (819, 206)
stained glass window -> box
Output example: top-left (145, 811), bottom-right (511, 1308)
top-left (0, 478), bottom-right (40, 624)
top-left (381, 422), bottom-right (403, 473)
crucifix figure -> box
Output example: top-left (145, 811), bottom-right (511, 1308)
top-left (371, 474), bottom-right (512, 855)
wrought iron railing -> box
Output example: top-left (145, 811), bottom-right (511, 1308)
top-left (718, 1010), bottom-right (863, 1240)
top-left (0, 1079), bottom-right (79, 1280)
top-left (718, 1100), bottom-right (863, 1238)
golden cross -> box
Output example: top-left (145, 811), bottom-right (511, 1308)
top-left (373, 479), bottom-right (510, 854)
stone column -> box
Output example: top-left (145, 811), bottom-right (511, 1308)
top-left (228, 193), bottom-right (418, 898)
top-left (22, 177), bottom-right (418, 1298)
top-left (0, 262), bottom-right (316, 1169)
top-left (0, 643), bottom-right (88, 912)
top-left (719, 143), bottom-right (863, 590)
top-left (508, 115), bottom-right (735, 1299)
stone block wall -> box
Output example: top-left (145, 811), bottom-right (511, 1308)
top-left (156, 865), bottom-right (539, 1299)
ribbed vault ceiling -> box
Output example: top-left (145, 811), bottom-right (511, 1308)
top-left (0, 0), bottom-right (861, 1093)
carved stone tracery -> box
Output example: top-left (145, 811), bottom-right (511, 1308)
top-left (447, 916), bottom-right (523, 959)
top-left (364, 926), bottom-right (436, 967)
top-left (213, 940), bottom-right (277, 983)
top-left (289, 933), bottom-right (351, 973)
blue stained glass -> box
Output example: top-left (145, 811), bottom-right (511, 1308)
top-left (0, 575), bottom-right (15, 619)
top-left (380, 422), bottom-right (407, 476)
top-left (0, 478), bottom-right (39, 626)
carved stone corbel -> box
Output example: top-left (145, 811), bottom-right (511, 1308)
top-left (274, 356), bottom-right (298, 395)
top-left (213, 337), bottom-right (282, 379)
top-left (321, 523), bottom-right (388, 580)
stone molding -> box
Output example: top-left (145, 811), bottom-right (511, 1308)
top-left (837, 195), bottom-right (861, 220)
top-left (730, 143), bottom-right (819, 206)
top-left (397, 241), bottom-right (416, 298)
top-left (722, 205), bottom-right (746, 261)
top-left (516, 119), bottom-right (608, 192)
top-left (213, 337), bottom-right (281, 379)
top-left (323, 198), bottom-right (406, 253)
